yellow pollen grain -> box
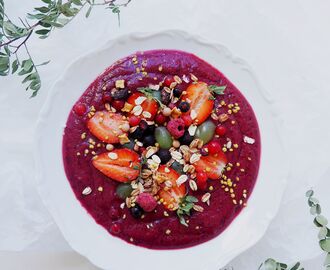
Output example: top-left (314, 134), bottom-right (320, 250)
top-left (233, 144), bottom-right (239, 148)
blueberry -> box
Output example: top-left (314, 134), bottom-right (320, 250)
top-left (110, 88), bottom-right (129, 100)
top-left (139, 120), bottom-right (148, 131)
top-left (130, 127), bottom-right (144, 140)
top-left (157, 149), bottom-right (172, 164)
top-left (146, 124), bottom-right (155, 135)
top-left (179, 130), bottom-right (194, 145)
top-left (173, 88), bottom-right (183, 98)
top-left (130, 205), bottom-right (144, 219)
top-left (161, 89), bottom-right (171, 105)
top-left (178, 102), bottom-right (190, 113)
top-left (143, 135), bottom-right (156, 147)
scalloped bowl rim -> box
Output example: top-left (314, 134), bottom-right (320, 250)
top-left (34, 30), bottom-right (288, 270)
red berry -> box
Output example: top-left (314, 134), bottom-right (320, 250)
top-left (112, 100), bottom-right (125, 111)
top-left (167, 118), bottom-right (185, 139)
top-left (208, 140), bottom-right (222, 155)
top-left (102, 92), bottom-right (112, 103)
top-left (181, 114), bottom-right (193, 127)
top-left (164, 76), bottom-right (175, 87)
top-left (155, 113), bottom-right (167, 125)
top-left (74, 103), bottom-right (87, 116)
top-left (110, 223), bottom-right (121, 234)
top-left (196, 172), bottom-right (208, 190)
top-left (216, 125), bottom-right (227, 136)
top-left (129, 115), bottom-right (141, 126)
top-left (136, 193), bottom-right (157, 212)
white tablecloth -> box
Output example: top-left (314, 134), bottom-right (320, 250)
top-left (1, 0), bottom-right (330, 269)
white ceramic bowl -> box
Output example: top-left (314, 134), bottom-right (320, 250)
top-left (35, 30), bottom-right (288, 270)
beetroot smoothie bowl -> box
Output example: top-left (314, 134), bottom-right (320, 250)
top-left (62, 49), bottom-right (261, 250)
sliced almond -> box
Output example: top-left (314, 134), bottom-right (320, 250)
top-left (243, 135), bottom-right (255, 144)
top-left (135, 96), bottom-right (147, 105)
top-left (142, 111), bottom-right (152, 119)
top-left (146, 147), bottom-right (158, 158)
top-left (82, 186), bottom-right (92, 196)
top-left (132, 105), bottom-right (143, 116)
top-left (193, 204), bottom-right (204, 212)
top-left (152, 155), bottom-right (161, 164)
top-left (202, 192), bottom-right (211, 203)
top-left (189, 179), bottom-right (198, 191)
top-left (176, 175), bottom-right (188, 186)
top-left (174, 75), bottom-right (182, 84)
top-left (190, 153), bottom-right (201, 164)
top-left (188, 124), bottom-right (197, 136)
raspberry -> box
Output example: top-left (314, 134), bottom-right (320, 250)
top-left (167, 118), bottom-right (185, 139)
top-left (136, 193), bottom-right (157, 212)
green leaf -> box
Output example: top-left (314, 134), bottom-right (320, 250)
top-left (12, 59), bottom-right (19, 74)
top-left (0, 56), bottom-right (10, 75)
top-left (320, 239), bottom-right (330, 252)
top-left (21, 59), bottom-right (33, 72)
top-left (35, 6), bottom-right (50, 13)
top-left (35, 29), bottom-right (50, 36)
top-left (305, 189), bottom-right (314, 197)
top-left (259, 258), bottom-right (277, 270)
top-left (72, 0), bottom-right (83, 6)
top-left (308, 197), bottom-right (319, 206)
top-left (41, 0), bottom-right (52, 3)
top-left (290, 262), bottom-right (300, 270)
top-left (3, 20), bottom-right (29, 38)
top-left (324, 253), bottom-right (330, 266)
top-left (85, 6), bottom-right (92, 18)
top-left (318, 226), bottom-right (328, 240)
top-left (178, 214), bottom-right (188, 227)
top-left (185, 195), bottom-right (198, 203)
top-left (316, 215), bottom-right (328, 226)
top-left (0, 0), bottom-right (4, 27)
top-left (208, 84), bottom-right (227, 95)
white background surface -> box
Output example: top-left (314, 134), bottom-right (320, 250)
top-left (1, 0), bottom-right (330, 269)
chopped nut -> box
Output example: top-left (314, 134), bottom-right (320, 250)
top-left (108, 152), bottom-right (118, 160)
top-left (202, 192), bottom-right (211, 203)
top-left (142, 111), bottom-right (152, 119)
top-left (82, 186), bottom-right (92, 195)
top-left (188, 124), bottom-right (197, 136)
top-left (132, 105), bottom-right (143, 116)
top-left (193, 204), bottom-right (204, 212)
top-left (121, 102), bottom-right (133, 112)
top-left (243, 135), bottom-right (255, 144)
top-left (115, 79), bottom-right (125, 89)
top-left (189, 179), bottom-right (198, 191)
top-left (176, 175), bottom-right (188, 186)
top-left (145, 147), bottom-right (158, 158)
top-left (190, 153), bottom-right (201, 164)
top-left (219, 113), bottom-right (229, 122)
top-left (135, 96), bottom-right (147, 105)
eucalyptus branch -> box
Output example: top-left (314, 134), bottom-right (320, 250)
top-left (222, 189), bottom-right (330, 270)
top-left (0, 0), bottom-right (132, 97)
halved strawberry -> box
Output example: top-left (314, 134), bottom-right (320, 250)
top-left (194, 151), bottom-right (227, 180)
top-left (92, 149), bottom-right (140, 182)
top-left (127, 92), bottom-right (158, 120)
top-left (87, 111), bottom-right (128, 144)
top-left (157, 165), bottom-right (186, 211)
top-left (181, 82), bottom-right (214, 125)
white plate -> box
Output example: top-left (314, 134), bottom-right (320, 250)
top-left (35, 30), bottom-right (288, 270)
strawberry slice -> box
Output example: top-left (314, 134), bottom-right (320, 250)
top-left (181, 82), bottom-right (214, 125)
top-left (127, 92), bottom-right (158, 120)
top-left (194, 151), bottom-right (227, 180)
top-left (92, 149), bottom-right (140, 182)
top-left (157, 165), bottom-right (186, 211)
top-left (87, 111), bottom-right (128, 144)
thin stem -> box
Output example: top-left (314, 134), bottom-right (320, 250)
top-left (24, 42), bottom-right (39, 76)
top-left (14, 30), bottom-right (33, 53)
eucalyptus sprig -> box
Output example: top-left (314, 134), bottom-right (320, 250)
top-left (0, 0), bottom-right (132, 97)
top-left (222, 189), bottom-right (330, 270)
top-left (306, 189), bottom-right (330, 268)
top-left (176, 195), bottom-right (198, 227)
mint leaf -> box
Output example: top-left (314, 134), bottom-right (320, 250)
top-left (208, 84), bottom-right (226, 95)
